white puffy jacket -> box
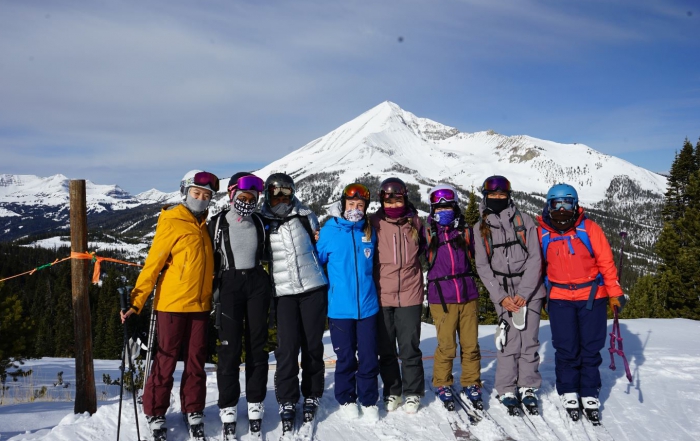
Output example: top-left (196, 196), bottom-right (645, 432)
top-left (260, 199), bottom-right (328, 296)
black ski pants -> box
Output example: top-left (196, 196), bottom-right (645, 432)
top-left (377, 304), bottom-right (425, 398)
top-left (274, 287), bottom-right (328, 405)
top-left (216, 266), bottom-right (272, 408)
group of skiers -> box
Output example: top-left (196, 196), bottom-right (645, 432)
top-left (119, 170), bottom-right (628, 440)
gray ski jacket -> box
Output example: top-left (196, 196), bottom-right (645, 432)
top-left (473, 200), bottom-right (545, 307)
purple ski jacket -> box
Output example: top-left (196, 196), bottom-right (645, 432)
top-left (425, 220), bottom-right (479, 305)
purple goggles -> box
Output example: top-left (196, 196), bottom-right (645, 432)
top-left (430, 188), bottom-right (456, 204)
top-left (228, 175), bottom-right (264, 193)
top-left (482, 175), bottom-right (511, 193)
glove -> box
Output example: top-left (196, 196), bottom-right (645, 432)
top-left (609, 294), bottom-right (629, 313)
top-left (495, 319), bottom-right (510, 351)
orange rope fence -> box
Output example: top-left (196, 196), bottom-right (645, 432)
top-left (0, 251), bottom-right (143, 284)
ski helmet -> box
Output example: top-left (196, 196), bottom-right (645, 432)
top-left (546, 183), bottom-right (579, 210)
top-left (379, 177), bottom-right (408, 207)
top-left (180, 170), bottom-right (219, 200)
top-left (428, 183), bottom-right (459, 215)
top-left (264, 173), bottom-right (296, 203)
top-left (481, 175), bottom-right (511, 196)
top-left (341, 183), bottom-right (371, 212)
top-left (227, 172), bottom-right (264, 202)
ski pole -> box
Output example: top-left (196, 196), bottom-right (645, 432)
top-left (141, 272), bottom-right (161, 403)
top-left (117, 286), bottom-right (142, 441)
top-left (609, 231), bottom-right (633, 383)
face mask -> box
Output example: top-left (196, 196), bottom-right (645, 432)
top-left (434, 210), bottom-right (455, 226)
top-left (233, 199), bottom-right (256, 217)
top-left (485, 198), bottom-right (509, 214)
top-left (550, 209), bottom-right (576, 231)
top-left (271, 202), bottom-right (292, 217)
top-left (344, 209), bottom-right (364, 222)
top-left (185, 193), bottom-right (210, 215)
top-left (384, 206), bottom-right (407, 219)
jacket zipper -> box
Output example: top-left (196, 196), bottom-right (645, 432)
top-left (352, 227), bottom-right (361, 319)
top-left (397, 224), bottom-right (402, 307)
top-left (445, 231), bottom-right (461, 303)
top-left (393, 233), bottom-right (397, 265)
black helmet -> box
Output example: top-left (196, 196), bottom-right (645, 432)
top-left (379, 177), bottom-right (408, 207)
top-left (264, 173), bottom-right (296, 204)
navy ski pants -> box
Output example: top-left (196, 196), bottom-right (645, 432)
top-left (329, 314), bottom-right (380, 406)
top-left (549, 298), bottom-right (607, 398)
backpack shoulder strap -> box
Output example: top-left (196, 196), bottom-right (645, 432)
top-left (512, 208), bottom-right (528, 253)
top-left (252, 213), bottom-right (267, 262)
top-left (540, 226), bottom-right (551, 258)
top-left (575, 218), bottom-right (595, 258)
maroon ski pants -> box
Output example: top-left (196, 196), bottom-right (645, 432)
top-left (142, 311), bottom-right (209, 417)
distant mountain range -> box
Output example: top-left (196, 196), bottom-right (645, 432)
top-left (0, 101), bottom-right (666, 277)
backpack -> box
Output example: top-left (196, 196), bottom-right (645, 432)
top-left (539, 217), bottom-right (603, 310)
top-left (426, 220), bottom-right (475, 313)
top-left (209, 210), bottom-right (267, 327)
top-left (480, 208), bottom-right (529, 294)
top-left (482, 207), bottom-right (528, 262)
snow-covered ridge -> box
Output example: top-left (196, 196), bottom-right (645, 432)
top-left (258, 101), bottom-right (667, 205)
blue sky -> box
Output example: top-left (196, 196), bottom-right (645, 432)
top-left (1, 0), bottom-right (698, 194)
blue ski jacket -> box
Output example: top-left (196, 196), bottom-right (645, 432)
top-left (317, 215), bottom-right (379, 320)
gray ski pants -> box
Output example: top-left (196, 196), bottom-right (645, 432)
top-left (494, 298), bottom-right (543, 396)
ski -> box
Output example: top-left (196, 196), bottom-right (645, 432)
top-left (453, 388), bottom-right (521, 441)
top-left (278, 415), bottom-right (296, 441)
top-left (520, 408), bottom-right (559, 441)
top-left (581, 410), bottom-right (615, 441)
top-left (186, 424), bottom-right (207, 441)
top-left (450, 387), bottom-right (482, 425)
top-left (294, 419), bottom-right (316, 441)
top-left (549, 395), bottom-right (592, 441)
top-left (222, 422), bottom-right (236, 441)
top-left (428, 384), bottom-right (480, 441)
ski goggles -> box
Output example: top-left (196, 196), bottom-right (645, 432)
top-left (228, 175), bottom-right (264, 193)
top-left (269, 186), bottom-right (294, 197)
top-left (549, 197), bottom-right (575, 211)
top-left (430, 188), bottom-right (457, 204)
top-left (382, 192), bottom-right (405, 201)
top-left (380, 181), bottom-right (407, 196)
top-left (184, 172), bottom-right (220, 192)
top-left (343, 183), bottom-right (370, 200)
top-left (482, 175), bottom-right (511, 193)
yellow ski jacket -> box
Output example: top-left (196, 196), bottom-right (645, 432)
top-left (130, 204), bottom-right (214, 313)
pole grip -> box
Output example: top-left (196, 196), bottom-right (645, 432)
top-left (117, 286), bottom-right (134, 313)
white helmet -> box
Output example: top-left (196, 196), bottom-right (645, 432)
top-left (428, 184), bottom-right (459, 205)
top-left (180, 169), bottom-right (218, 200)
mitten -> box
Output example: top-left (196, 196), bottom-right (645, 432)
top-left (495, 319), bottom-right (510, 351)
top-left (609, 294), bottom-right (629, 313)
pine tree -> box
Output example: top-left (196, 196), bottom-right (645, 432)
top-left (464, 189), bottom-right (480, 226)
top-left (662, 138), bottom-right (697, 221)
top-left (0, 283), bottom-right (35, 377)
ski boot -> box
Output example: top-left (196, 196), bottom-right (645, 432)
top-left (303, 396), bottom-right (319, 423)
top-left (248, 402), bottom-right (264, 436)
top-left (147, 415), bottom-right (167, 441)
top-left (185, 412), bottom-right (206, 441)
top-left (383, 395), bottom-right (402, 412)
top-left (436, 386), bottom-right (456, 411)
top-left (561, 393), bottom-right (581, 422)
top-left (464, 384), bottom-right (484, 411)
top-left (403, 395), bottom-right (421, 414)
top-left (500, 392), bottom-right (520, 416)
top-left (279, 402), bottom-right (296, 435)
top-left (219, 407), bottom-right (236, 441)
top-left (518, 387), bottom-right (539, 415)
top-left (581, 396), bottom-right (601, 426)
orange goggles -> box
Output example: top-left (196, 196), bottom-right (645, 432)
top-left (343, 183), bottom-right (370, 200)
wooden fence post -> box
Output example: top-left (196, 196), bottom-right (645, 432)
top-left (70, 180), bottom-right (97, 414)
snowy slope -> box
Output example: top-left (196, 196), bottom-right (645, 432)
top-left (256, 101), bottom-right (667, 205)
top-left (1, 319), bottom-right (697, 441)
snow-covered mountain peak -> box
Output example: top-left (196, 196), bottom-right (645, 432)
top-left (258, 103), bottom-right (667, 205)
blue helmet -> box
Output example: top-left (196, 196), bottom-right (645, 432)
top-left (546, 184), bottom-right (578, 206)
